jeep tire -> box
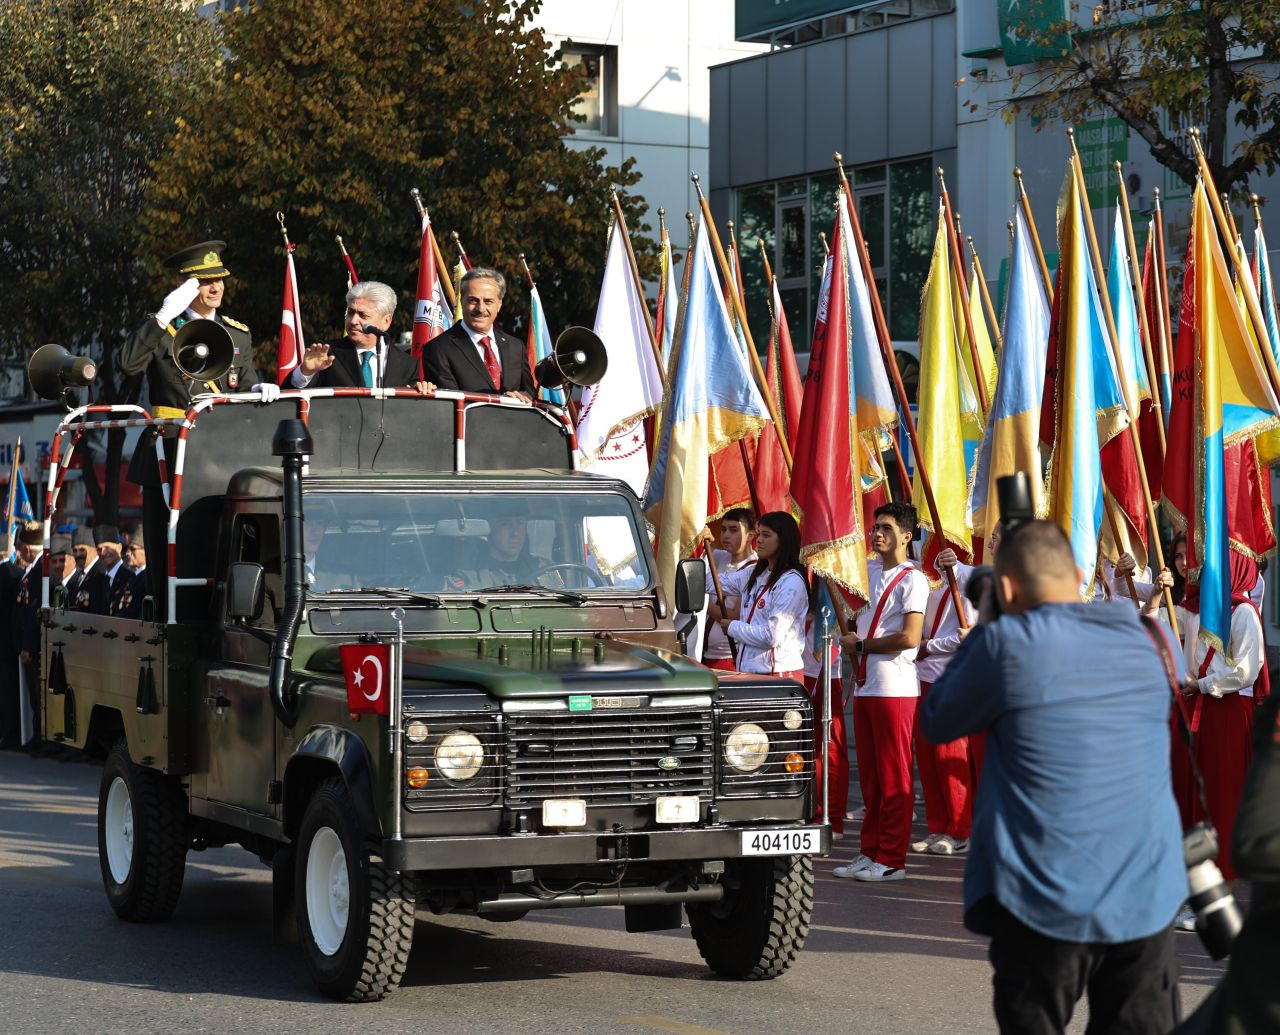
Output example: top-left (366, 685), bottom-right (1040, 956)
top-left (686, 854), bottom-right (813, 979)
top-left (295, 777), bottom-right (416, 1002)
top-left (98, 738), bottom-right (188, 922)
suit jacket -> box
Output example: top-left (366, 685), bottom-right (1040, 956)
top-left (423, 322), bottom-right (535, 396)
top-left (288, 338), bottom-right (420, 389)
top-left (72, 565), bottom-right (112, 616)
top-left (12, 557), bottom-right (43, 656)
top-left (121, 313), bottom-right (258, 412)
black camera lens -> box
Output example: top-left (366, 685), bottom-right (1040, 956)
top-left (1182, 824), bottom-right (1242, 960)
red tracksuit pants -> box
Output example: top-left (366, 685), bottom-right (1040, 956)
top-left (915, 681), bottom-right (972, 840)
top-left (853, 694), bottom-right (916, 869)
top-left (1194, 692), bottom-right (1255, 881)
top-left (804, 675), bottom-right (848, 833)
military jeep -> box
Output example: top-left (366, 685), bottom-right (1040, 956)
top-left (41, 389), bottom-right (825, 1001)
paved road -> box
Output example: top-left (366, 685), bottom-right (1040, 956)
top-left (0, 750), bottom-right (1224, 1035)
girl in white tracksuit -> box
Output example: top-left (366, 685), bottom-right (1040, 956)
top-left (714, 511), bottom-right (809, 679)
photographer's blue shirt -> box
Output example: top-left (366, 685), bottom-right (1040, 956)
top-left (920, 601), bottom-right (1186, 943)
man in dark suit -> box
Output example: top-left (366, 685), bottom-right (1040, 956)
top-left (423, 268), bottom-right (535, 400)
top-left (0, 538), bottom-right (25, 749)
top-left (288, 280), bottom-right (433, 391)
top-left (11, 521), bottom-right (46, 750)
top-left (63, 527), bottom-right (95, 610)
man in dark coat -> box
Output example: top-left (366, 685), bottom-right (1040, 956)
top-left (0, 537), bottom-right (24, 749)
top-left (119, 240), bottom-right (264, 413)
top-left (63, 526), bottom-right (97, 610)
top-left (11, 521), bottom-right (45, 749)
top-left (287, 280), bottom-right (432, 391)
top-left (423, 268), bottom-right (534, 400)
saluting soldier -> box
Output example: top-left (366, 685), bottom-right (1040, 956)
top-left (121, 241), bottom-right (279, 617)
top-left (120, 240), bottom-right (266, 411)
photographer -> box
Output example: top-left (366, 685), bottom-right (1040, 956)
top-left (920, 518), bottom-right (1185, 1034)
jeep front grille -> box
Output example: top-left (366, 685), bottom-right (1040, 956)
top-left (505, 709), bottom-right (714, 806)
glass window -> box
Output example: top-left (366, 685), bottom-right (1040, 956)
top-left (858, 190), bottom-right (887, 272)
top-left (855, 164), bottom-right (886, 186)
top-left (301, 490), bottom-right (651, 596)
top-left (736, 185), bottom-right (776, 352)
top-left (779, 203), bottom-right (808, 281)
top-left (888, 158), bottom-right (934, 340)
top-left (777, 179), bottom-right (807, 199)
top-left (780, 287), bottom-right (809, 346)
top-left (563, 45), bottom-right (617, 136)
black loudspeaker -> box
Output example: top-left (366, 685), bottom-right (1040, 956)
top-left (534, 326), bottom-right (608, 389)
top-left (28, 344), bottom-right (97, 405)
top-left (171, 320), bottom-right (234, 383)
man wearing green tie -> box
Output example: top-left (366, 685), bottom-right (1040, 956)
top-left (287, 280), bottom-right (433, 391)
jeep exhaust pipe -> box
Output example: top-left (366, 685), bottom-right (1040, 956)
top-left (269, 418), bottom-right (313, 728)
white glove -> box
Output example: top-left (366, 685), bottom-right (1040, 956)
top-left (251, 381), bottom-right (281, 403)
top-left (154, 277), bottom-right (201, 327)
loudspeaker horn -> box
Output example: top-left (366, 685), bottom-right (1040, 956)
top-left (28, 344), bottom-right (97, 406)
top-left (171, 319), bottom-right (234, 384)
top-left (534, 325), bottom-right (608, 389)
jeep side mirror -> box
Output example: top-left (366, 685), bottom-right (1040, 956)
top-left (674, 558), bottom-right (707, 614)
top-left (227, 562), bottom-right (265, 621)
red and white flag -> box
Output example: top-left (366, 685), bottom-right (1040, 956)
top-left (411, 211), bottom-right (448, 376)
top-left (339, 642), bottom-right (391, 716)
top-left (275, 244), bottom-right (305, 385)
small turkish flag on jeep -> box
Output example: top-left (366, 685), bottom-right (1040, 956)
top-left (339, 642), bottom-right (391, 716)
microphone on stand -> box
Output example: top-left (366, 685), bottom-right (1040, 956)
top-left (361, 324), bottom-right (385, 387)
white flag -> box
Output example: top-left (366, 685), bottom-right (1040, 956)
top-left (577, 222), bottom-right (664, 496)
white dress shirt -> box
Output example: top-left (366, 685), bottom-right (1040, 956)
top-left (290, 341), bottom-right (388, 388)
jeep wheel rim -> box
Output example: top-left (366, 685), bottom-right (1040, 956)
top-left (305, 827), bottom-right (349, 956)
top-left (104, 776), bottom-right (134, 885)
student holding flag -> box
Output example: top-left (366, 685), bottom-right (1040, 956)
top-left (834, 501), bottom-right (929, 883)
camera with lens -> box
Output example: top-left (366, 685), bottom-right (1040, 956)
top-left (1182, 822), bottom-right (1242, 959)
top-left (964, 473), bottom-right (1039, 618)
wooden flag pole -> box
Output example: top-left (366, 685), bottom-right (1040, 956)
top-left (1114, 161), bottom-right (1168, 458)
top-left (967, 235), bottom-right (1004, 356)
top-left (937, 171), bottom-right (990, 416)
top-left (1222, 192), bottom-right (1241, 244)
top-left (1152, 190), bottom-right (1176, 398)
top-left (409, 188), bottom-right (458, 311)
top-left (691, 175), bottom-right (794, 469)
top-left (834, 154), bottom-right (966, 626)
top-left (1014, 169), bottom-right (1054, 302)
top-left (1066, 131), bottom-right (1174, 623)
top-left (608, 189), bottom-right (667, 379)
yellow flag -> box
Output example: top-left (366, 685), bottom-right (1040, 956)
top-left (913, 211), bottom-right (973, 563)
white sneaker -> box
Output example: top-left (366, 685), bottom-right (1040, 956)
top-left (853, 861), bottom-right (905, 882)
top-left (832, 854), bottom-right (874, 878)
top-left (911, 832), bottom-right (943, 853)
top-left (927, 835), bottom-right (969, 855)
top-left (1175, 905), bottom-right (1196, 932)
top-left (846, 807), bottom-right (865, 821)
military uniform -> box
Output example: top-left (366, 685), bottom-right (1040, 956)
top-left (120, 312), bottom-right (257, 415)
top-left (124, 242), bottom-right (258, 620)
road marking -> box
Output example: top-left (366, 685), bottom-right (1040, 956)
top-left (620, 1016), bottom-right (731, 1035)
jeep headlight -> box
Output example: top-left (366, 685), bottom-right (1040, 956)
top-left (435, 730), bottom-right (484, 781)
top-left (724, 722), bottom-right (769, 773)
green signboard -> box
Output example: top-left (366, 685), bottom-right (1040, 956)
top-left (736, 0), bottom-right (876, 41)
top-left (997, 0), bottom-right (1070, 66)
top-left (1076, 116), bottom-right (1128, 210)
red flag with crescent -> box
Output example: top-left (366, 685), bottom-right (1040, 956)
top-left (339, 642), bottom-right (391, 716)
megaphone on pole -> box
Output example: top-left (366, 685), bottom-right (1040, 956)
top-left (27, 344), bottom-right (97, 408)
top-left (534, 326), bottom-right (608, 389)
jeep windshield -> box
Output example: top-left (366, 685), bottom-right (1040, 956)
top-left (302, 489), bottom-right (652, 596)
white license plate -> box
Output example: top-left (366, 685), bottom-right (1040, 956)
top-left (740, 828), bottom-right (821, 857)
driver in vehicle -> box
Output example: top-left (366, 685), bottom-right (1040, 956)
top-left (443, 502), bottom-right (561, 590)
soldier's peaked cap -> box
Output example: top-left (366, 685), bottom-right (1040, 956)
top-left (164, 240), bottom-right (231, 280)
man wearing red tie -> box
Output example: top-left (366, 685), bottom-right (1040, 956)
top-left (423, 268), bottom-right (535, 401)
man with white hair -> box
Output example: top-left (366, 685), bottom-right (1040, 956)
top-left (423, 267), bottom-right (535, 401)
top-left (289, 280), bottom-right (433, 391)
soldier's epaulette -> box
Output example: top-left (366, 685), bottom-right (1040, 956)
top-left (223, 316), bottom-right (250, 332)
